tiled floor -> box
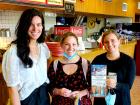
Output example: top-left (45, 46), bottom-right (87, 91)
top-left (131, 76), bottom-right (140, 105)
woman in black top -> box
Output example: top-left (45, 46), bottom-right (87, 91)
top-left (91, 30), bottom-right (136, 105)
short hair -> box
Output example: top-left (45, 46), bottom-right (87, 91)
top-left (60, 32), bottom-right (79, 45)
top-left (101, 30), bottom-right (121, 44)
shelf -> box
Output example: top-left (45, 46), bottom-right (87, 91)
top-left (0, 2), bottom-right (64, 13)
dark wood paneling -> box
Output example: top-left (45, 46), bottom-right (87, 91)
top-left (0, 73), bottom-right (9, 105)
top-left (135, 40), bottom-right (140, 76)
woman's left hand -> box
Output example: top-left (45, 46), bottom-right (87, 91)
top-left (70, 89), bottom-right (89, 99)
top-left (106, 78), bottom-right (117, 89)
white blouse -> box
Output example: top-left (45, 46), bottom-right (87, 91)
top-left (2, 43), bottom-right (50, 100)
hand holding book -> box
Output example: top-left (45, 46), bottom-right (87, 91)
top-left (106, 78), bottom-right (117, 89)
top-left (91, 65), bottom-right (107, 97)
top-left (107, 73), bottom-right (117, 89)
top-left (91, 65), bottom-right (117, 97)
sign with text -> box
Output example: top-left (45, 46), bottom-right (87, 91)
top-left (64, 2), bottom-right (75, 14)
top-left (15, 0), bottom-right (46, 5)
top-left (7, 0), bottom-right (64, 7)
top-left (46, 0), bottom-right (63, 7)
top-left (65, 0), bottom-right (76, 3)
top-left (54, 26), bottom-right (83, 37)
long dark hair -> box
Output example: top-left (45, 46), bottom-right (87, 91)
top-left (12, 8), bottom-right (45, 68)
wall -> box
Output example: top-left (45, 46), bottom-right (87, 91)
top-left (0, 0), bottom-right (136, 19)
top-left (84, 17), bottom-right (132, 41)
top-left (0, 10), bottom-right (56, 36)
top-left (86, 17), bottom-right (105, 36)
top-left (75, 0), bottom-right (135, 18)
top-left (0, 10), bottom-right (21, 37)
top-left (135, 0), bottom-right (140, 14)
top-left (107, 17), bottom-right (132, 25)
top-left (0, 10), bottom-right (56, 49)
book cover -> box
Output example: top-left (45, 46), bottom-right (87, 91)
top-left (91, 64), bottom-right (107, 97)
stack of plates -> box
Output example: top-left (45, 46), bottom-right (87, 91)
top-left (46, 42), bottom-right (63, 56)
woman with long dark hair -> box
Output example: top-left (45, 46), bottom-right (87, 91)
top-left (2, 8), bottom-right (50, 105)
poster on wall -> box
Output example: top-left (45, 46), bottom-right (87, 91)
top-left (65, 0), bottom-right (76, 3)
top-left (8, 0), bottom-right (46, 5)
top-left (5, 0), bottom-right (64, 7)
top-left (46, 0), bottom-right (64, 7)
top-left (64, 2), bottom-right (75, 14)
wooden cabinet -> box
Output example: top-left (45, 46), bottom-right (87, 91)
top-left (0, 2), bottom-right (63, 13)
top-left (135, 0), bottom-right (140, 14)
top-left (0, 0), bottom-right (136, 18)
top-left (75, 0), bottom-right (135, 18)
top-left (10, 0), bottom-right (46, 5)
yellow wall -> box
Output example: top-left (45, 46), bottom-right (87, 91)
top-left (75, 0), bottom-right (135, 18)
top-left (79, 41), bottom-right (136, 62)
top-left (0, 0), bottom-right (136, 18)
top-left (135, 0), bottom-right (140, 14)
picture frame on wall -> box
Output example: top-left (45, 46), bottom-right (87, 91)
top-left (46, 0), bottom-right (64, 7)
top-left (5, 0), bottom-right (46, 6)
top-left (4, 0), bottom-right (64, 7)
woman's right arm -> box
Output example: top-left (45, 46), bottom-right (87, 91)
top-left (2, 46), bottom-right (21, 105)
top-left (8, 87), bottom-right (21, 105)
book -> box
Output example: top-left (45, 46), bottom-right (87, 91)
top-left (91, 64), bottom-right (107, 97)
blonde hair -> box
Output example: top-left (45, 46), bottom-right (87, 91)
top-left (101, 30), bottom-right (121, 44)
top-left (60, 32), bottom-right (79, 45)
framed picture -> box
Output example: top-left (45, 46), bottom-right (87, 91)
top-left (46, 0), bottom-right (64, 7)
top-left (7, 0), bottom-right (46, 5)
top-left (4, 0), bottom-right (64, 7)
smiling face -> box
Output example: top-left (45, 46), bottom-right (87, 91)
top-left (103, 33), bottom-right (120, 54)
top-left (28, 16), bottom-right (43, 42)
top-left (61, 36), bottom-right (78, 56)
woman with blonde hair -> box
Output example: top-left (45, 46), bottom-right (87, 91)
top-left (48, 32), bottom-right (92, 105)
top-left (91, 30), bottom-right (136, 105)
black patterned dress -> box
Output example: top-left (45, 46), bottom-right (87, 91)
top-left (48, 57), bottom-right (92, 105)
